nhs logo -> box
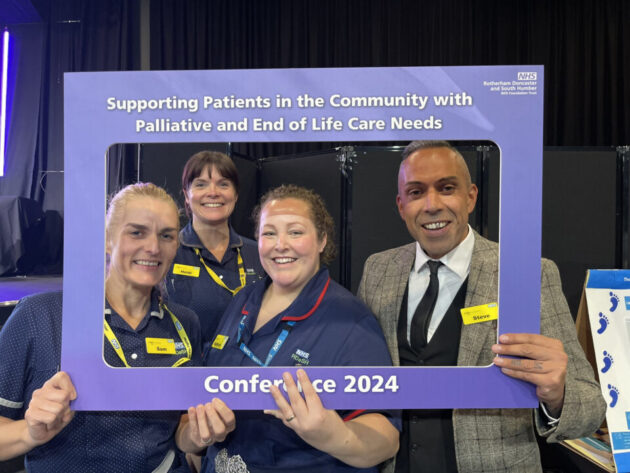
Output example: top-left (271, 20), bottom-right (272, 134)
top-left (517, 72), bottom-right (537, 80)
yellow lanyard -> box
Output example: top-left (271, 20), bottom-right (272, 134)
top-left (194, 247), bottom-right (246, 296)
top-left (103, 304), bottom-right (192, 368)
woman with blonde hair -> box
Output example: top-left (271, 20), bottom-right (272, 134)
top-left (0, 182), bottom-right (201, 472)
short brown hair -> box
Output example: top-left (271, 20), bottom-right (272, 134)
top-left (252, 185), bottom-right (337, 265)
top-left (181, 151), bottom-right (239, 218)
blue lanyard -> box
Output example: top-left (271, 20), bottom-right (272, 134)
top-left (237, 313), bottom-right (296, 367)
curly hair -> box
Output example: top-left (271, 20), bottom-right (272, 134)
top-left (252, 184), bottom-right (336, 265)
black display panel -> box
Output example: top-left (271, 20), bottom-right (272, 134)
top-left (259, 151), bottom-right (343, 283)
top-left (137, 142), bottom-right (258, 238)
top-left (542, 148), bottom-right (618, 316)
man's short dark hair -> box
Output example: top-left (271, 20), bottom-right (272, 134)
top-left (401, 140), bottom-right (460, 161)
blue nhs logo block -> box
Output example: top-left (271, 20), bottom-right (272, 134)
top-left (625, 296), bottom-right (630, 310)
top-left (518, 72), bottom-right (537, 80)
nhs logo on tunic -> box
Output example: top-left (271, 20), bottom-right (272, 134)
top-left (518, 72), bottom-right (537, 80)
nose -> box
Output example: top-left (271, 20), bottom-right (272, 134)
top-left (274, 233), bottom-right (289, 251)
top-left (423, 188), bottom-right (443, 213)
top-left (145, 233), bottom-right (160, 254)
top-left (208, 181), bottom-right (224, 196)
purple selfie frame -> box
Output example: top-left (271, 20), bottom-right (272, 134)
top-left (63, 66), bottom-right (543, 410)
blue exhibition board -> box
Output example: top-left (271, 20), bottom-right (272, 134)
top-left (587, 270), bottom-right (630, 290)
top-left (63, 66), bottom-right (543, 410)
top-left (586, 269), bottom-right (630, 472)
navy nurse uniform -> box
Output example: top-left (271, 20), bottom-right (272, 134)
top-left (203, 268), bottom-right (400, 473)
top-left (167, 223), bottom-right (264, 348)
top-left (0, 291), bottom-right (202, 473)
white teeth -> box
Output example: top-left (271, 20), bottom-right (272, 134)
top-left (136, 260), bottom-right (159, 266)
top-left (274, 257), bottom-right (296, 264)
top-left (423, 222), bottom-right (447, 230)
top-left (203, 203), bottom-right (223, 208)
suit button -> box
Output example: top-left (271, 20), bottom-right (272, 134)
top-left (411, 443), bottom-right (419, 452)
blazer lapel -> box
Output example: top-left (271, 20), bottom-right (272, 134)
top-left (385, 244), bottom-right (415, 366)
top-left (457, 234), bottom-right (499, 366)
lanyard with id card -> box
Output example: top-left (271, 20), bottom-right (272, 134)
top-left (194, 247), bottom-right (246, 295)
top-left (104, 303), bottom-right (192, 367)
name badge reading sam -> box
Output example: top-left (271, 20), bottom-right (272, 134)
top-left (212, 334), bottom-right (229, 350)
top-left (460, 303), bottom-right (498, 325)
top-left (173, 264), bottom-right (200, 277)
top-left (146, 337), bottom-right (177, 354)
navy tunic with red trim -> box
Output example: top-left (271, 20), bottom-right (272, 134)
top-left (203, 268), bottom-right (399, 473)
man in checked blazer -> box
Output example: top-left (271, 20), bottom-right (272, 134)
top-left (358, 140), bottom-right (605, 473)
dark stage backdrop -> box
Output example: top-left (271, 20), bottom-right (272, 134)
top-left (0, 0), bottom-right (628, 275)
top-left (150, 0), bottom-right (630, 150)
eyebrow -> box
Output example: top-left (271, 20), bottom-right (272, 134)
top-left (404, 176), bottom-right (459, 187)
top-left (125, 223), bottom-right (148, 230)
top-left (124, 223), bottom-right (178, 233)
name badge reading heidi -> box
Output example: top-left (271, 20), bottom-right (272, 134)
top-left (212, 334), bottom-right (229, 350)
top-left (173, 264), bottom-right (200, 277)
top-left (460, 303), bottom-right (498, 325)
top-left (146, 337), bottom-right (177, 354)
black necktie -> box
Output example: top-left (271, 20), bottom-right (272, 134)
top-left (410, 260), bottom-right (442, 350)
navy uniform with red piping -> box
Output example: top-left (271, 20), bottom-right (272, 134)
top-left (203, 267), bottom-right (400, 473)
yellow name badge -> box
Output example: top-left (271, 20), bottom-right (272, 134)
top-left (212, 334), bottom-right (229, 350)
top-left (146, 337), bottom-right (177, 354)
top-left (460, 303), bottom-right (498, 325)
top-left (172, 264), bottom-right (200, 277)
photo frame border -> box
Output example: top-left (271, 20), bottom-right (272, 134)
top-left (62, 65), bottom-right (544, 410)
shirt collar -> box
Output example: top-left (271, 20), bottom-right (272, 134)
top-left (414, 224), bottom-right (475, 279)
top-left (104, 288), bottom-right (164, 328)
top-left (179, 221), bottom-right (244, 250)
top-left (240, 267), bottom-right (330, 337)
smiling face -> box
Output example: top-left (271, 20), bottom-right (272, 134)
top-left (258, 198), bottom-right (327, 296)
top-left (185, 166), bottom-right (237, 227)
top-left (396, 146), bottom-right (478, 259)
top-left (106, 197), bottom-right (179, 293)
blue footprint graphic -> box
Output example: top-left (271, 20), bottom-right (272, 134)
top-left (601, 351), bottom-right (613, 373)
top-left (608, 384), bottom-right (619, 408)
top-left (597, 312), bottom-right (609, 334)
top-left (610, 292), bottom-right (620, 312)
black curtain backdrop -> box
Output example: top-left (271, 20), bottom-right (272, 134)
top-left (0, 0), bottom-right (628, 274)
top-left (0, 23), bottom-right (45, 203)
top-left (150, 0), bottom-right (629, 149)
top-left (0, 0), bottom-right (139, 215)
top-left (0, 1), bottom-right (138, 274)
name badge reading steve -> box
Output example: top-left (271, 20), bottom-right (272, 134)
top-left (173, 264), bottom-right (200, 277)
top-left (460, 303), bottom-right (498, 325)
top-left (146, 337), bottom-right (177, 354)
